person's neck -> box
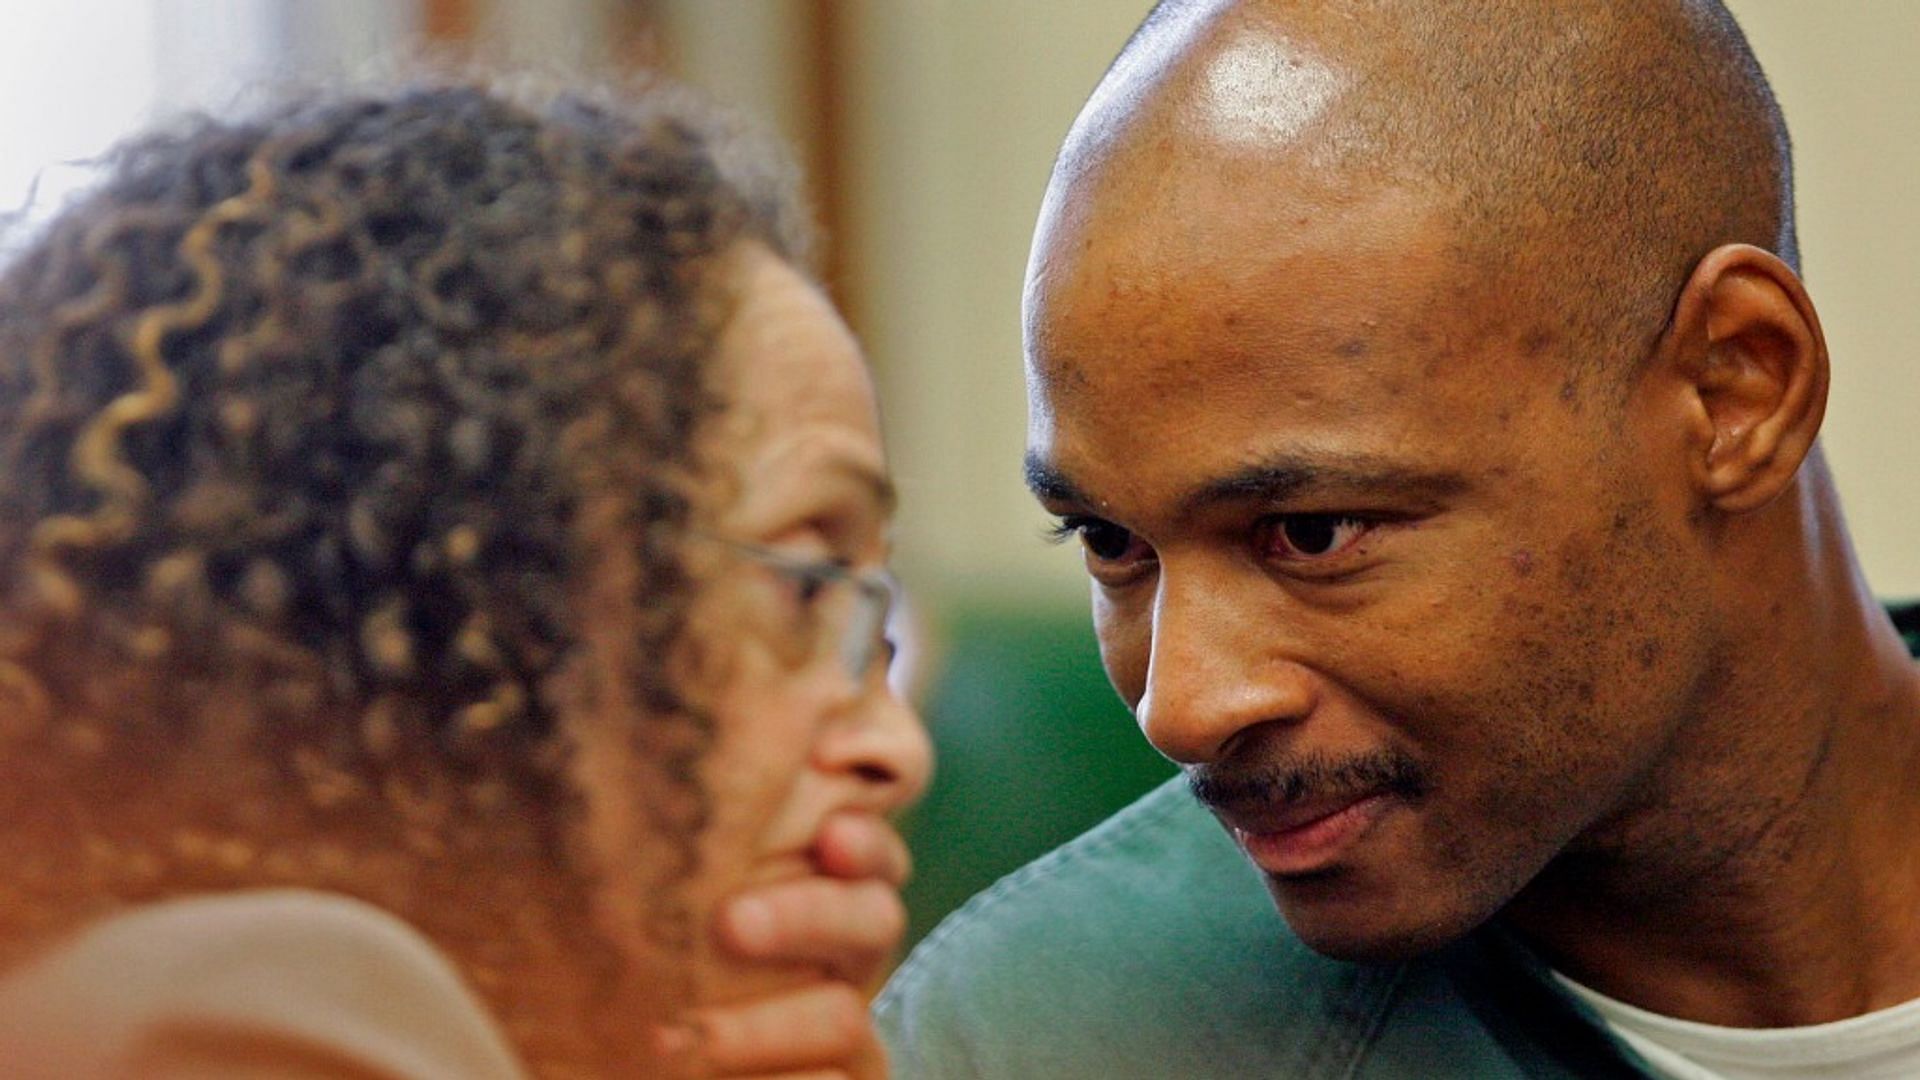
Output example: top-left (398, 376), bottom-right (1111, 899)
top-left (1504, 465), bottom-right (1920, 1028)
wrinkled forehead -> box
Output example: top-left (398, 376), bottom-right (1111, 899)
top-left (714, 247), bottom-right (879, 432)
top-left (706, 244), bottom-right (892, 534)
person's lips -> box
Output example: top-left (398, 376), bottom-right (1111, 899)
top-left (1219, 791), bottom-right (1396, 877)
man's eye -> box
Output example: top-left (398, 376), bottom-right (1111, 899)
top-left (1080, 521), bottom-right (1138, 561)
top-left (1046, 516), bottom-right (1147, 565)
top-left (1263, 515), bottom-right (1370, 560)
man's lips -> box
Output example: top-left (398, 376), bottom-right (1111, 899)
top-left (1218, 791), bottom-right (1396, 877)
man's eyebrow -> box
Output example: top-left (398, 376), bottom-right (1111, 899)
top-left (1024, 453), bottom-right (1087, 505)
top-left (1024, 450), bottom-right (1468, 518)
top-left (1184, 453), bottom-right (1470, 515)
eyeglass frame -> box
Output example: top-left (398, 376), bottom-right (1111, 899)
top-left (694, 534), bottom-right (897, 681)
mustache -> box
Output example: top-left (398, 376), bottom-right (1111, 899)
top-left (1188, 748), bottom-right (1429, 812)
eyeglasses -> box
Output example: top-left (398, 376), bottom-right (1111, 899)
top-left (700, 535), bottom-right (896, 681)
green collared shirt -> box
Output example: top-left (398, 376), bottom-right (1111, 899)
top-left (877, 602), bottom-right (1920, 1079)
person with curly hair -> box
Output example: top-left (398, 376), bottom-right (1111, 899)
top-left (0, 76), bottom-right (929, 1079)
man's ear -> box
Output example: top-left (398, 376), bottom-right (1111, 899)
top-left (1665, 243), bottom-right (1829, 514)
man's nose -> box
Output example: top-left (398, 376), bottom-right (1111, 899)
top-left (817, 685), bottom-right (934, 814)
top-left (1135, 575), bottom-right (1318, 765)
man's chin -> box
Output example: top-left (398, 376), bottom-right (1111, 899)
top-left (1266, 878), bottom-right (1475, 963)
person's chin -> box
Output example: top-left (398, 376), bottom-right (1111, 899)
top-left (1265, 873), bottom-right (1475, 963)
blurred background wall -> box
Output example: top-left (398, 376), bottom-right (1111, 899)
top-left (3, 0), bottom-right (1914, 946)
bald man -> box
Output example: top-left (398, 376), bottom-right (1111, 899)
top-left (877, 1), bottom-right (1920, 1077)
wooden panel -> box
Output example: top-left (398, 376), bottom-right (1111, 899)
top-left (422, 0), bottom-right (476, 43)
top-left (804, 0), bottom-right (852, 313)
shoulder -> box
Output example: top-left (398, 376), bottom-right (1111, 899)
top-left (878, 779), bottom-right (1402, 1079)
top-left (0, 889), bottom-right (526, 1080)
top-left (885, 778), bottom-right (1249, 979)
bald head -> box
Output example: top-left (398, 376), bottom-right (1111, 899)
top-left (1033, 0), bottom-right (1794, 378)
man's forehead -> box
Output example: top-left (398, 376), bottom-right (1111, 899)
top-left (1027, 177), bottom-right (1465, 389)
top-left (1024, 197), bottom-right (1571, 522)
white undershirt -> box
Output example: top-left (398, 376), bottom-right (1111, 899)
top-left (1554, 973), bottom-right (1920, 1080)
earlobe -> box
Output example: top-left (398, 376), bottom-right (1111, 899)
top-left (1668, 244), bottom-right (1828, 515)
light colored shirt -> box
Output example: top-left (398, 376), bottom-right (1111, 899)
top-left (0, 889), bottom-right (526, 1080)
top-left (1558, 973), bottom-right (1920, 1080)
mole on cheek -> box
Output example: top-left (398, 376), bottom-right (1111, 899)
top-left (1634, 639), bottom-right (1662, 671)
top-left (1520, 327), bottom-right (1557, 359)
